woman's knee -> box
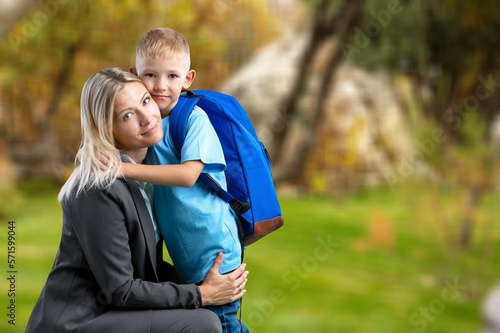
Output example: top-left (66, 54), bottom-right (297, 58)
top-left (149, 308), bottom-right (221, 333)
top-left (190, 309), bottom-right (222, 333)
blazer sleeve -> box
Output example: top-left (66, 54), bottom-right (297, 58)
top-left (66, 182), bottom-right (202, 309)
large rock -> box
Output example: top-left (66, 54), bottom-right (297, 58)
top-left (222, 31), bottom-right (430, 192)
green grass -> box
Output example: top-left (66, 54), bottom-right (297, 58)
top-left (1, 179), bottom-right (498, 332)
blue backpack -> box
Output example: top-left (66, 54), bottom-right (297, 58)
top-left (169, 90), bottom-right (284, 246)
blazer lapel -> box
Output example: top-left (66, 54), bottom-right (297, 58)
top-left (124, 178), bottom-right (159, 281)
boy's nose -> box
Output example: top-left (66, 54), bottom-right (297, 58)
top-left (155, 77), bottom-right (167, 91)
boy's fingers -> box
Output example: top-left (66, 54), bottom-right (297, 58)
top-left (97, 154), bottom-right (112, 171)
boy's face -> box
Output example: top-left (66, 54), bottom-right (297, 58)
top-left (134, 55), bottom-right (195, 118)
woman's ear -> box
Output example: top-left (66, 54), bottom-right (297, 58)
top-left (183, 70), bottom-right (196, 90)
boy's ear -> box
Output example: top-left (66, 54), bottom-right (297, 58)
top-left (130, 67), bottom-right (137, 75)
top-left (183, 69), bottom-right (196, 89)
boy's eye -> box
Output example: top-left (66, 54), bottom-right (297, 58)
top-left (143, 97), bottom-right (150, 105)
top-left (168, 74), bottom-right (178, 79)
top-left (144, 73), bottom-right (155, 78)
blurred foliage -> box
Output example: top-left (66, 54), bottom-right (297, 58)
top-left (0, 0), bottom-right (279, 218)
top-left (0, 0), bottom-right (278, 146)
top-left (348, 0), bottom-right (500, 133)
top-left (336, 0), bottom-right (500, 194)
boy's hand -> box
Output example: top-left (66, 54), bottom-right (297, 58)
top-left (98, 154), bottom-right (123, 176)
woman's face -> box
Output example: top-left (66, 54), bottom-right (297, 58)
top-left (113, 81), bottom-right (162, 160)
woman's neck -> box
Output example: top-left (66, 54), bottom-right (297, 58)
top-left (121, 148), bottom-right (148, 164)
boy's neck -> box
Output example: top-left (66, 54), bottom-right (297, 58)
top-left (161, 108), bottom-right (172, 119)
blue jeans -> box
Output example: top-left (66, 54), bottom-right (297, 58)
top-left (206, 299), bottom-right (249, 333)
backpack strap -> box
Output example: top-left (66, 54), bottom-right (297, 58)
top-left (198, 173), bottom-right (250, 215)
top-left (169, 91), bottom-right (201, 157)
top-left (169, 91), bottom-right (251, 215)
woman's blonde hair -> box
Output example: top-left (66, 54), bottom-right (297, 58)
top-left (58, 68), bottom-right (142, 201)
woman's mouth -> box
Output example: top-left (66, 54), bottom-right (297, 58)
top-left (142, 122), bottom-right (159, 136)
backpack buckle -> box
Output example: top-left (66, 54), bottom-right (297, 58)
top-left (229, 199), bottom-right (251, 215)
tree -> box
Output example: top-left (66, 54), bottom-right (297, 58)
top-left (0, 0), bottom-right (277, 179)
top-left (346, 0), bottom-right (500, 143)
top-left (271, 0), bottom-right (365, 183)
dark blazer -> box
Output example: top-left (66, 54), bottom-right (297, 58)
top-left (26, 178), bottom-right (201, 333)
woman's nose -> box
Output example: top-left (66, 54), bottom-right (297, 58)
top-left (138, 111), bottom-right (153, 126)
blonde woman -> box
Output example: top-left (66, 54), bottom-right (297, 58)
top-left (26, 68), bottom-right (248, 333)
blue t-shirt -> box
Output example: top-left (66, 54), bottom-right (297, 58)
top-left (145, 106), bottom-right (242, 284)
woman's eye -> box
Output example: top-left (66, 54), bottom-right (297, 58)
top-left (123, 112), bottom-right (133, 120)
top-left (143, 97), bottom-right (150, 105)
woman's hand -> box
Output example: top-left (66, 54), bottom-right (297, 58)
top-left (198, 252), bottom-right (249, 306)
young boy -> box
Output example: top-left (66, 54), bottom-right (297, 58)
top-left (122, 28), bottom-right (249, 333)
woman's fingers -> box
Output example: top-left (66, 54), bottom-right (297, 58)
top-left (208, 252), bottom-right (224, 273)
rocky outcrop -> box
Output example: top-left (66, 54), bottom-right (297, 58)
top-left (222, 32), bottom-right (430, 193)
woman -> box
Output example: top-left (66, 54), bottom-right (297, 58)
top-left (26, 68), bottom-right (248, 333)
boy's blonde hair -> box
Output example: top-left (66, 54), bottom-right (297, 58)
top-left (136, 28), bottom-right (191, 69)
top-left (58, 68), bottom-right (143, 201)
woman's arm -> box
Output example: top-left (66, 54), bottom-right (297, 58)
top-left (70, 182), bottom-right (248, 309)
top-left (70, 183), bottom-right (201, 309)
top-left (121, 160), bottom-right (204, 187)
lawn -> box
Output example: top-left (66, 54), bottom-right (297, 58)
top-left (1, 179), bottom-right (498, 332)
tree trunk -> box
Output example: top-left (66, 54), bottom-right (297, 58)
top-left (459, 185), bottom-right (481, 250)
top-left (272, 0), bottom-right (364, 183)
top-left (6, 4), bottom-right (89, 178)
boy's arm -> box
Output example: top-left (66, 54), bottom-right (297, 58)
top-left (121, 160), bottom-right (205, 187)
